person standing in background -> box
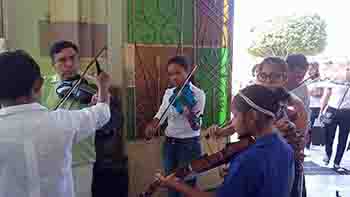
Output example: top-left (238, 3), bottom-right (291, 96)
top-left (306, 62), bottom-right (324, 149)
top-left (286, 54), bottom-right (311, 114)
top-left (320, 67), bottom-right (350, 170)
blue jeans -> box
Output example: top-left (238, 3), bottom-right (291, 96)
top-left (162, 137), bottom-right (202, 197)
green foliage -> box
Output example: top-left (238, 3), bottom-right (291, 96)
top-left (248, 14), bottom-right (327, 58)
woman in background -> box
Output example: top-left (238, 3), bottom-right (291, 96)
top-left (306, 61), bottom-right (324, 149)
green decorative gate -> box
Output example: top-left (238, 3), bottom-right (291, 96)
top-left (126, 0), bottom-right (234, 139)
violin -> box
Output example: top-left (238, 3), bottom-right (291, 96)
top-left (138, 135), bottom-right (256, 197)
top-left (56, 74), bottom-right (97, 104)
top-left (170, 83), bottom-right (201, 130)
top-left (273, 88), bottom-right (308, 171)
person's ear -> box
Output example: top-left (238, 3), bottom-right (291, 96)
top-left (246, 109), bottom-right (258, 126)
top-left (32, 77), bottom-right (43, 96)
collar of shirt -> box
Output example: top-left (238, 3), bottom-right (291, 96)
top-left (0, 103), bottom-right (47, 117)
top-left (254, 133), bottom-right (279, 147)
top-left (44, 74), bottom-right (60, 84)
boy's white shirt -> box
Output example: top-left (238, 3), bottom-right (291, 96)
top-left (0, 102), bottom-right (110, 197)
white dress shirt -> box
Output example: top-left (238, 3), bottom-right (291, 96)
top-left (308, 82), bottom-right (322, 108)
top-left (327, 84), bottom-right (350, 109)
top-left (155, 83), bottom-right (206, 138)
top-left (0, 102), bottom-right (110, 197)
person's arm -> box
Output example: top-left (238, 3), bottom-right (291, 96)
top-left (206, 97), bottom-right (237, 139)
top-left (196, 90), bottom-right (206, 118)
top-left (206, 119), bottom-right (236, 139)
top-left (145, 90), bottom-right (170, 138)
top-left (64, 71), bottom-right (112, 143)
top-left (157, 156), bottom-right (259, 197)
top-left (156, 174), bottom-right (214, 197)
top-left (67, 103), bottom-right (110, 143)
top-left (320, 88), bottom-right (332, 114)
top-left (218, 121), bottom-right (236, 137)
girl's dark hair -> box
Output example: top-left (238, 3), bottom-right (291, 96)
top-left (234, 85), bottom-right (289, 128)
top-left (256, 57), bottom-right (288, 73)
top-left (167, 56), bottom-right (191, 72)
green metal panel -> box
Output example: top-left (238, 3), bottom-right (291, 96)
top-left (196, 47), bottom-right (232, 128)
top-left (128, 0), bottom-right (194, 44)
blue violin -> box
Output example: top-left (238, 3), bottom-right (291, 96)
top-left (169, 83), bottom-right (201, 130)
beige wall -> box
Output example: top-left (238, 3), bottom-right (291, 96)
top-left (4, 0), bottom-right (112, 76)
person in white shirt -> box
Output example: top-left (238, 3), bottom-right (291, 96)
top-left (0, 50), bottom-right (111, 197)
top-left (306, 62), bottom-right (323, 148)
top-left (145, 56), bottom-right (206, 197)
top-left (320, 69), bottom-right (350, 170)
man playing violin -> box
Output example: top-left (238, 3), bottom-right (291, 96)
top-left (145, 56), bottom-right (206, 197)
top-left (156, 85), bottom-right (295, 197)
top-left (40, 41), bottom-right (126, 197)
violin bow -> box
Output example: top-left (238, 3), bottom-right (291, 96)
top-left (291, 72), bottom-right (320, 92)
top-left (53, 46), bottom-right (107, 110)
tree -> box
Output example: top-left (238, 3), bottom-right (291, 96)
top-left (248, 14), bottom-right (327, 58)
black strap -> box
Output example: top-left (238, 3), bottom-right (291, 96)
top-left (327, 84), bottom-right (350, 117)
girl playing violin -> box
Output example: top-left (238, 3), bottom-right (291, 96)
top-left (145, 56), bottom-right (206, 197)
top-left (156, 85), bottom-right (295, 197)
top-left (208, 57), bottom-right (308, 197)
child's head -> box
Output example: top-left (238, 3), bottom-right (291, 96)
top-left (286, 54), bottom-right (309, 85)
top-left (232, 84), bottom-right (288, 136)
top-left (255, 57), bottom-right (288, 88)
top-left (167, 56), bottom-right (191, 87)
top-left (0, 50), bottom-right (42, 105)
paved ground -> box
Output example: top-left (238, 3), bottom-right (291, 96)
top-left (305, 130), bottom-right (350, 197)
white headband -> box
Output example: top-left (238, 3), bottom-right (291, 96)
top-left (238, 92), bottom-right (276, 119)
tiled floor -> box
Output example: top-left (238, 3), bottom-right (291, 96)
top-left (305, 133), bottom-right (350, 197)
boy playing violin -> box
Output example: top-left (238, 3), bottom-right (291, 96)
top-left (145, 56), bottom-right (206, 197)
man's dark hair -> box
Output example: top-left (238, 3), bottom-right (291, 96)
top-left (49, 40), bottom-right (79, 62)
top-left (167, 56), bottom-right (191, 72)
top-left (0, 50), bottom-right (42, 100)
top-left (286, 54), bottom-right (309, 71)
